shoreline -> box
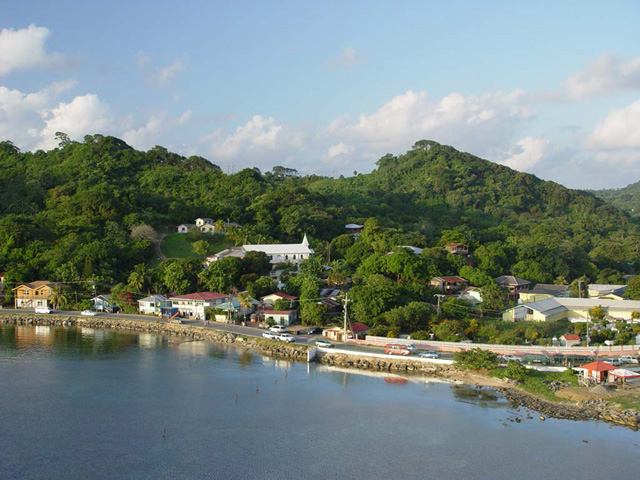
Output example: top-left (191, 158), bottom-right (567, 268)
top-left (1, 314), bottom-right (638, 430)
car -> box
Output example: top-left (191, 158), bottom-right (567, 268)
top-left (278, 333), bottom-right (296, 343)
top-left (80, 310), bottom-right (96, 316)
top-left (34, 307), bottom-right (52, 314)
top-left (384, 344), bottom-right (412, 356)
top-left (402, 343), bottom-right (417, 353)
top-left (306, 327), bottom-right (323, 335)
top-left (315, 339), bottom-right (333, 348)
top-left (605, 357), bottom-right (623, 366)
top-left (501, 355), bottom-right (522, 363)
top-left (619, 355), bottom-right (639, 364)
top-left (269, 325), bottom-right (287, 333)
top-left (170, 318), bottom-right (183, 324)
top-left (419, 351), bottom-right (439, 359)
top-left (262, 331), bottom-right (277, 339)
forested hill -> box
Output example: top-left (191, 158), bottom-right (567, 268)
top-left (0, 136), bottom-right (638, 289)
top-left (593, 181), bottom-right (640, 218)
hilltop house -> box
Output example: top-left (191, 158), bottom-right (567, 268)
top-left (261, 292), bottom-right (298, 308)
top-left (12, 281), bottom-right (65, 309)
top-left (444, 243), bottom-right (469, 255)
top-left (495, 275), bottom-right (530, 300)
top-left (430, 276), bottom-right (469, 293)
top-left (588, 284), bottom-right (628, 300)
top-left (345, 223), bottom-right (364, 236)
top-left (519, 284), bottom-right (569, 303)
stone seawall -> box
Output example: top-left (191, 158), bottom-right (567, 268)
top-left (0, 314), bottom-right (309, 361)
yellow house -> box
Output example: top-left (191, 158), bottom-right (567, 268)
top-left (503, 297), bottom-right (640, 322)
top-left (12, 281), bottom-right (64, 309)
top-left (519, 284), bottom-right (569, 303)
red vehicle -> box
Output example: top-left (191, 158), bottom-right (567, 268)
top-left (385, 344), bottom-right (412, 356)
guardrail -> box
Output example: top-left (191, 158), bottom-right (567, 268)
top-left (361, 336), bottom-right (640, 356)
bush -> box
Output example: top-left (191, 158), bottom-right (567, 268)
top-left (369, 325), bottom-right (390, 337)
top-left (411, 330), bottom-right (430, 340)
top-left (454, 348), bottom-right (499, 370)
top-left (502, 361), bottom-right (528, 382)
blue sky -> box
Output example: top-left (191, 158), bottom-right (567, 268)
top-left (1, 0), bottom-right (639, 188)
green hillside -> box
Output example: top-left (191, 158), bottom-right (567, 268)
top-left (593, 181), bottom-right (640, 217)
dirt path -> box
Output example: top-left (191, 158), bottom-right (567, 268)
top-left (155, 233), bottom-right (168, 261)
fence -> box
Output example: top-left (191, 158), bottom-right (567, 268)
top-left (360, 336), bottom-right (640, 357)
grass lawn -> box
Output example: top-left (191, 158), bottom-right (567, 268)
top-left (161, 233), bottom-right (198, 258)
top-left (490, 368), bottom-right (579, 402)
top-left (160, 233), bottom-right (232, 259)
top-left (609, 393), bottom-right (640, 411)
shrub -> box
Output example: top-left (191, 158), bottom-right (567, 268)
top-left (502, 361), bottom-right (528, 382)
top-left (411, 330), bottom-right (430, 340)
top-left (454, 348), bottom-right (499, 370)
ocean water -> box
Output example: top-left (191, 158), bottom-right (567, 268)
top-left (0, 325), bottom-right (638, 480)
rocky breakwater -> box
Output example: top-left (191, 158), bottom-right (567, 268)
top-left (496, 387), bottom-right (640, 430)
top-left (319, 351), bottom-right (457, 376)
top-left (0, 314), bottom-right (309, 361)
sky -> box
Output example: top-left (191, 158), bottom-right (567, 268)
top-left (1, 0), bottom-right (639, 189)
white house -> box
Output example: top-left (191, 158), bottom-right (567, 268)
top-left (91, 294), bottom-right (115, 312)
top-left (138, 294), bottom-right (167, 315)
top-left (177, 223), bottom-right (195, 234)
top-left (169, 292), bottom-right (229, 318)
top-left (263, 310), bottom-right (297, 326)
top-left (261, 292), bottom-right (298, 308)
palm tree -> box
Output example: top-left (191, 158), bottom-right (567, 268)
top-left (49, 286), bottom-right (69, 310)
top-left (237, 292), bottom-right (252, 325)
top-left (128, 264), bottom-right (151, 293)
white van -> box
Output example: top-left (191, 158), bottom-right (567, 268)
top-left (35, 307), bottom-right (52, 314)
top-left (269, 325), bottom-right (286, 333)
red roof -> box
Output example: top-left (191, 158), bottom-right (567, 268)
top-left (351, 322), bottom-right (370, 333)
top-left (561, 334), bottom-right (581, 341)
top-left (271, 292), bottom-right (297, 300)
top-left (264, 310), bottom-right (295, 315)
top-left (578, 361), bottom-right (617, 372)
top-left (171, 292), bottom-right (228, 301)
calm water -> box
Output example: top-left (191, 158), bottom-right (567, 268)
top-left (0, 326), bottom-right (638, 480)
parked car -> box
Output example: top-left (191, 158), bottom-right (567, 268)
top-left (34, 307), bottom-right (52, 314)
top-left (315, 339), bottom-right (333, 348)
top-left (501, 355), bottom-right (522, 363)
top-left (306, 327), bottom-right (323, 335)
top-left (262, 331), bottom-right (277, 339)
top-left (278, 333), bottom-right (296, 343)
top-left (80, 310), bottom-right (96, 316)
top-left (269, 325), bottom-right (287, 333)
top-left (418, 351), bottom-right (439, 359)
top-left (605, 357), bottom-right (623, 366)
top-left (403, 343), bottom-right (417, 353)
top-left (170, 318), bottom-right (183, 324)
top-left (619, 355), bottom-right (639, 364)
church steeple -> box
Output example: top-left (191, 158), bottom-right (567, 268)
top-left (302, 234), bottom-right (309, 246)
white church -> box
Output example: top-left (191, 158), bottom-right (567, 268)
top-left (205, 235), bottom-right (314, 266)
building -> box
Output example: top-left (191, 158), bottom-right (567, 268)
top-left (444, 243), bottom-right (469, 255)
top-left (195, 217), bottom-right (216, 233)
top-left (430, 276), bottom-right (469, 293)
top-left (588, 284), bottom-right (628, 300)
top-left (399, 246), bottom-right (423, 255)
top-left (138, 294), bottom-right (167, 315)
top-left (560, 334), bottom-right (581, 347)
top-left (12, 281), bottom-right (64, 309)
top-left (503, 297), bottom-right (640, 322)
top-left (244, 235), bottom-right (314, 265)
top-left (91, 294), bottom-right (115, 312)
top-left (576, 361), bottom-right (617, 384)
top-left (457, 287), bottom-right (483, 305)
top-left (177, 223), bottom-right (195, 234)
top-left (263, 310), bottom-right (297, 326)
top-left (519, 284), bottom-right (569, 303)
top-left (169, 292), bottom-right (229, 318)
top-left (350, 322), bottom-right (370, 339)
top-left (261, 292), bottom-right (298, 308)
top-left (495, 275), bottom-right (530, 300)
top-left (345, 223), bottom-right (364, 236)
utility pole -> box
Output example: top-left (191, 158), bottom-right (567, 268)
top-left (577, 278), bottom-right (584, 298)
top-left (343, 293), bottom-right (349, 343)
top-left (435, 294), bottom-right (445, 318)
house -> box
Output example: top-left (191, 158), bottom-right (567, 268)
top-left (588, 284), bottom-right (628, 300)
top-left (318, 298), bottom-right (341, 311)
top-left (263, 310), bottom-right (297, 326)
top-left (244, 235), bottom-right (314, 265)
top-left (444, 243), bottom-right (469, 255)
top-left (560, 334), bottom-right (581, 347)
top-left (399, 246), bottom-right (423, 255)
top-left (350, 322), bottom-right (370, 339)
top-left (261, 292), bottom-right (298, 308)
top-left (345, 223), bottom-right (364, 236)
top-left (502, 297), bottom-right (640, 322)
top-left (195, 218), bottom-right (216, 233)
top-left (205, 247), bottom-right (246, 264)
top-left (12, 281), bottom-right (64, 309)
top-left (457, 287), bottom-right (483, 305)
top-left (177, 223), bottom-right (195, 234)
top-left (138, 294), bottom-right (167, 315)
top-left (169, 292), bottom-right (229, 318)
top-left (495, 275), bottom-right (530, 300)
top-left (576, 361), bottom-right (617, 384)
top-left (519, 284), bottom-right (569, 303)
top-left (430, 276), bottom-right (469, 293)
top-left (323, 326), bottom-right (347, 342)
top-left (91, 294), bottom-right (115, 313)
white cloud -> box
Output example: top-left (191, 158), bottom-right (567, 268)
top-left (323, 89), bottom-right (535, 172)
top-left (0, 24), bottom-right (66, 75)
top-left (326, 46), bottom-right (362, 69)
top-left (38, 94), bottom-right (111, 149)
top-left (136, 53), bottom-right (185, 87)
top-left (561, 53), bottom-right (640, 100)
top-left (122, 109), bottom-right (193, 150)
top-left (327, 142), bottom-right (354, 159)
top-left (587, 99), bottom-right (640, 149)
top-left (156, 60), bottom-right (184, 86)
top-left (498, 137), bottom-right (548, 171)
top-left (209, 115), bottom-right (307, 170)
